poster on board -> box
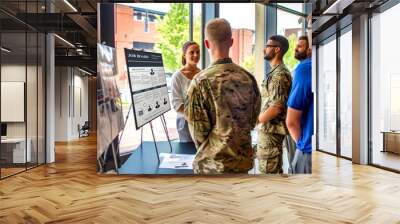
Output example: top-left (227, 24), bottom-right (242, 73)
top-left (124, 49), bottom-right (171, 130)
top-left (97, 43), bottom-right (124, 159)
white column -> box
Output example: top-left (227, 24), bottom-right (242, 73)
top-left (352, 14), bottom-right (369, 164)
top-left (254, 4), bottom-right (265, 86)
top-left (46, 33), bottom-right (55, 163)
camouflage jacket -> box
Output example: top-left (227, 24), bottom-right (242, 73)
top-left (184, 58), bottom-right (261, 174)
top-left (259, 63), bottom-right (292, 137)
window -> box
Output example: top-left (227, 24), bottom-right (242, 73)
top-left (133, 42), bottom-right (154, 50)
top-left (0, 1), bottom-right (46, 179)
top-left (219, 3), bottom-right (256, 74)
top-left (339, 28), bottom-right (352, 158)
top-left (192, 3), bottom-right (202, 68)
top-left (115, 3), bottom-right (189, 155)
top-left (134, 12), bottom-right (142, 21)
top-left (148, 14), bottom-right (156, 22)
top-left (317, 36), bottom-right (337, 155)
top-left (277, 4), bottom-right (305, 72)
top-left (370, 2), bottom-right (400, 171)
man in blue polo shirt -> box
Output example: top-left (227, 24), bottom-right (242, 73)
top-left (286, 36), bottom-right (313, 174)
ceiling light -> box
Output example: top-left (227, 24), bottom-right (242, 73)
top-left (1, 47), bottom-right (11, 53)
top-left (63, 0), bottom-right (78, 12)
top-left (54, 34), bottom-right (75, 48)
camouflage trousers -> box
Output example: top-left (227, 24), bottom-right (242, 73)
top-left (256, 133), bottom-right (285, 174)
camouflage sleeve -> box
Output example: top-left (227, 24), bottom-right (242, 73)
top-left (184, 79), bottom-right (212, 148)
top-left (252, 82), bottom-right (261, 127)
top-left (268, 73), bottom-right (292, 108)
top-left (260, 81), bottom-right (269, 112)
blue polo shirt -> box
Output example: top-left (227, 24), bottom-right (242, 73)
top-left (287, 58), bottom-right (313, 153)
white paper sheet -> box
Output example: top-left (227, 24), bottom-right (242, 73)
top-left (159, 153), bottom-right (195, 170)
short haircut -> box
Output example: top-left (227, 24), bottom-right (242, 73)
top-left (298, 35), bottom-right (310, 48)
top-left (269, 35), bottom-right (289, 56)
top-left (205, 18), bottom-right (232, 43)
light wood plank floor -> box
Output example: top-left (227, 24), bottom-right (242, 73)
top-left (0, 135), bottom-right (400, 223)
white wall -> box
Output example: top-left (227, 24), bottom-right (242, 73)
top-left (1, 65), bottom-right (34, 138)
top-left (55, 67), bottom-right (89, 141)
top-left (1, 63), bottom-right (46, 164)
top-left (55, 66), bottom-right (69, 141)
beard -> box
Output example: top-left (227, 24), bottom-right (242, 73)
top-left (295, 50), bottom-right (307, 60)
top-left (264, 52), bottom-right (275, 61)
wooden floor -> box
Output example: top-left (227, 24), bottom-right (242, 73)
top-left (1, 135), bottom-right (400, 223)
top-left (372, 150), bottom-right (400, 171)
top-left (1, 167), bottom-right (26, 178)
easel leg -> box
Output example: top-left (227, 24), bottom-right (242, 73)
top-left (140, 126), bottom-right (144, 151)
top-left (111, 141), bottom-right (119, 174)
top-left (149, 121), bottom-right (160, 163)
top-left (97, 158), bottom-right (103, 173)
top-left (161, 115), bottom-right (173, 153)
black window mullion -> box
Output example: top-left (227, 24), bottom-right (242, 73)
top-left (315, 45), bottom-right (319, 151)
top-left (189, 3), bottom-right (193, 41)
top-left (336, 29), bottom-right (341, 157)
top-left (25, 0), bottom-right (28, 171)
top-left (36, 0), bottom-right (39, 167)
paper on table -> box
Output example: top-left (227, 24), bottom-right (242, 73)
top-left (159, 153), bottom-right (195, 170)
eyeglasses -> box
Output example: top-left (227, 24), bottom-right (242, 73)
top-left (265, 44), bottom-right (279, 48)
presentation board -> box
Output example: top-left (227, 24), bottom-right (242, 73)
top-left (1, 82), bottom-right (25, 122)
top-left (124, 49), bottom-right (171, 130)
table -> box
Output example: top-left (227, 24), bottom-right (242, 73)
top-left (1, 138), bottom-right (31, 163)
top-left (381, 131), bottom-right (400, 154)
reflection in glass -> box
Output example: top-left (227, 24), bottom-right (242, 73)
top-left (339, 29), bottom-right (352, 158)
top-left (0, 0), bottom-right (47, 179)
top-left (371, 3), bottom-right (400, 171)
top-left (317, 37), bottom-right (337, 154)
top-left (1, 31), bottom-right (28, 177)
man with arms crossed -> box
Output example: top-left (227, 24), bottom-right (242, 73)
top-left (185, 18), bottom-right (261, 174)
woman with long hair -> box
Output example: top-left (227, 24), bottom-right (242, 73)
top-left (171, 41), bottom-right (201, 142)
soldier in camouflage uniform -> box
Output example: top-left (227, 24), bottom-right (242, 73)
top-left (184, 18), bottom-right (261, 174)
top-left (257, 35), bottom-right (292, 174)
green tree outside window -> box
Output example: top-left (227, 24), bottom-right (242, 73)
top-left (155, 3), bottom-right (189, 73)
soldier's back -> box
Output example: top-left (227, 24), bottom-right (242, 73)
top-left (190, 58), bottom-right (261, 174)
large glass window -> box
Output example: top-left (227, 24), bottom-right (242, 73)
top-left (0, 1), bottom-right (46, 179)
top-left (277, 4), bottom-right (305, 72)
top-left (192, 3), bottom-right (202, 68)
top-left (371, 3), bottom-right (400, 171)
top-left (115, 3), bottom-right (189, 155)
top-left (1, 32), bottom-right (28, 177)
top-left (339, 28), bottom-right (352, 158)
top-left (317, 36), bottom-right (337, 154)
top-left (219, 3), bottom-right (256, 74)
